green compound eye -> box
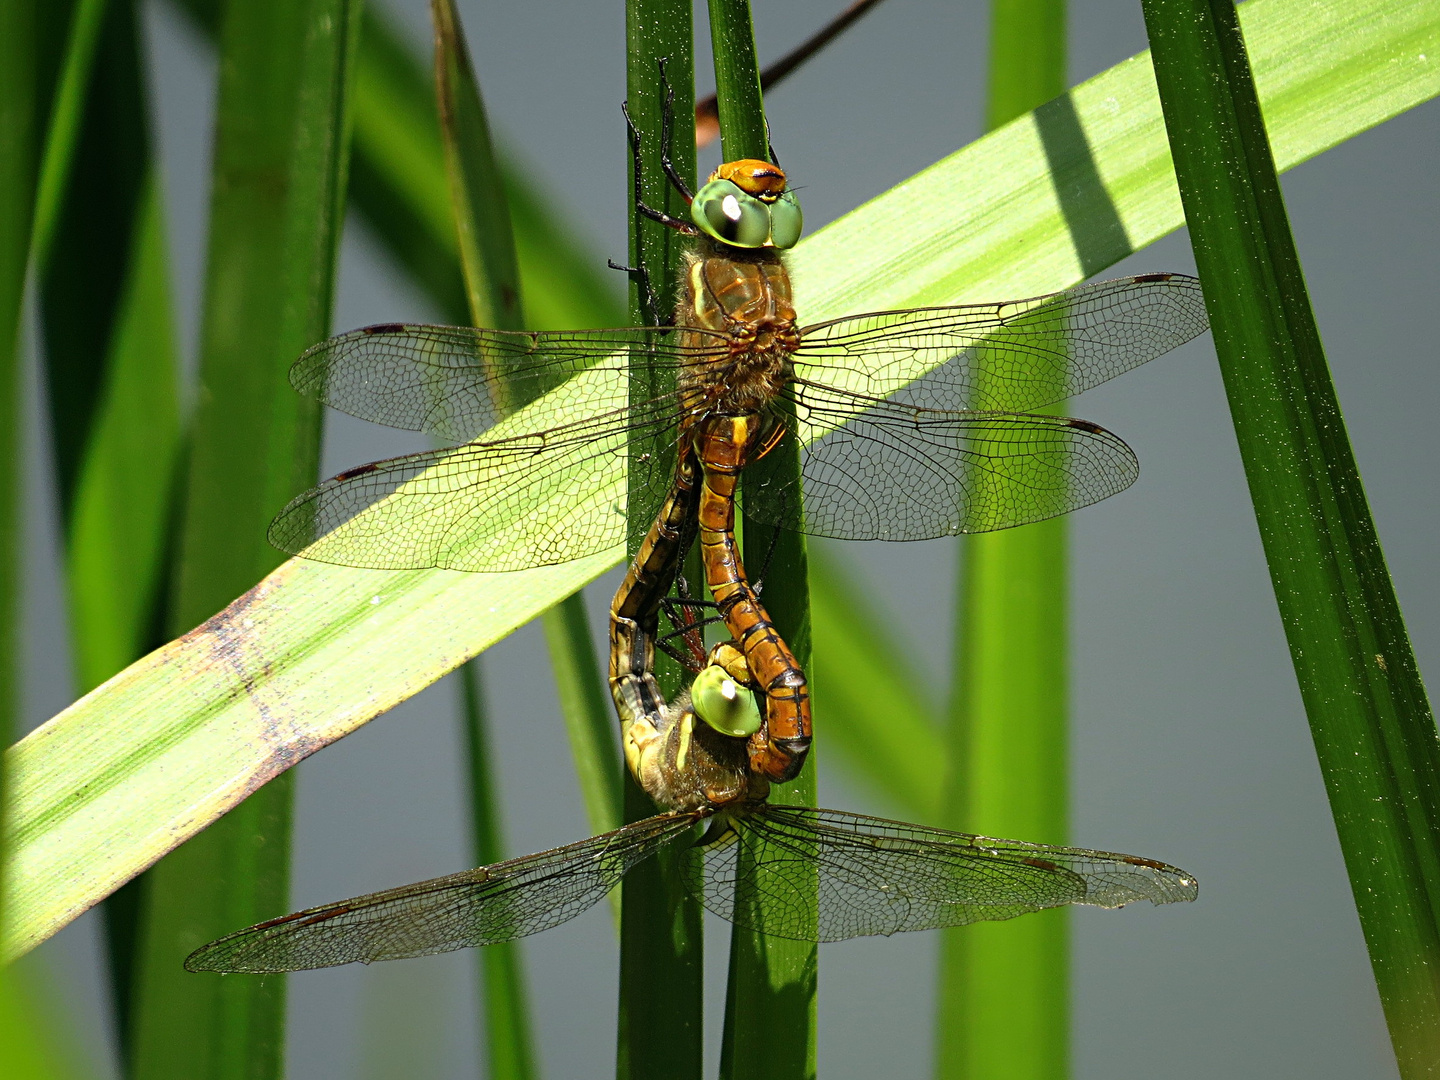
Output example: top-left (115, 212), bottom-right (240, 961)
top-left (691, 664), bottom-right (762, 738)
top-left (766, 191), bottom-right (803, 249)
top-left (691, 179), bottom-right (775, 248)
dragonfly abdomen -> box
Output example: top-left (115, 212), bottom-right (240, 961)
top-left (694, 414), bottom-right (812, 784)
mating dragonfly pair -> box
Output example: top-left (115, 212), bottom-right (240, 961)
top-left (188, 121), bottom-right (1205, 973)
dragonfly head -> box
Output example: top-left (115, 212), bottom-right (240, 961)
top-left (626, 645), bottom-right (770, 813)
top-left (692, 159), bottom-right (803, 250)
top-left (689, 641), bottom-right (763, 738)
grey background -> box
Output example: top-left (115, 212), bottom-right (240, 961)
top-left (18, 0), bottom-right (1438, 1077)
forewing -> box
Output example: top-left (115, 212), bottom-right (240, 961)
top-left (269, 390), bottom-right (681, 571)
top-left (745, 394), bottom-right (1139, 541)
top-left (794, 274), bottom-right (1208, 414)
top-left (683, 806), bottom-right (1197, 943)
top-left (186, 813), bottom-right (701, 973)
top-left (291, 323), bottom-right (713, 443)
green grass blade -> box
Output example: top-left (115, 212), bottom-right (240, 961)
top-left (0, 0), bottom-right (39, 749)
top-left (33, 0), bottom-right (182, 1053)
top-left (807, 547), bottom-right (940, 820)
top-left (935, 3), bottom-right (1069, 1079)
top-left (983, 0), bottom-right (1066, 132)
top-left (431, 3), bottom-right (543, 1074)
top-left (617, 5), bottom-right (703, 1078)
top-left (0, 0), bottom-right (41, 1011)
top-left (2, 0), bottom-right (1434, 964)
top-left (356, 0), bottom-right (626, 846)
top-left (350, 0), bottom-right (622, 332)
top-left (432, 0), bottom-right (520, 334)
top-left (433, 0), bottom-right (619, 846)
top-left (1141, 0), bottom-right (1440, 1071)
top-left (350, 2), bottom-right (468, 322)
top-left (460, 664), bottom-right (538, 1080)
top-left (704, 2), bottom-right (818, 1077)
top-left (0, 8), bottom-right (103, 1076)
top-left (124, 3), bottom-right (361, 1078)
top-left (25, 0), bottom-right (105, 274)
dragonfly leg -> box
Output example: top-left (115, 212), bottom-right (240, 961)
top-left (655, 57), bottom-right (696, 202)
top-left (621, 100), bottom-right (699, 236)
top-left (607, 259), bottom-right (664, 330)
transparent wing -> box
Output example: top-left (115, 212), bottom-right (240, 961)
top-left (683, 806), bottom-right (1197, 943)
top-left (744, 395), bottom-right (1140, 541)
top-left (186, 813), bottom-right (702, 973)
top-left (269, 392), bottom-right (681, 571)
top-left (291, 323), bottom-right (721, 443)
top-left (793, 273), bottom-right (1208, 414)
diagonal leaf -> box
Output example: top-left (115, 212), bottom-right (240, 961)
top-left (2, 0), bottom-right (1436, 961)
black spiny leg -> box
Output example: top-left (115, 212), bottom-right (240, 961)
top-left (607, 259), bottom-right (663, 330)
top-left (655, 57), bottom-right (695, 202)
top-left (745, 488), bottom-right (790, 598)
top-left (657, 574), bottom-right (728, 673)
top-left (622, 100), bottom-right (699, 236)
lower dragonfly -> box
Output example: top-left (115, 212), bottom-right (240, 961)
top-left (187, 488), bottom-right (1196, 972)
top-left (185, 639), bottom-right (1195, 972)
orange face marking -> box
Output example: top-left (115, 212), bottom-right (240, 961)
top-left (713, 159), bottom-right (788, 199)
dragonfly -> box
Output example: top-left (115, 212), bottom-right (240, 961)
top-left (186, 640), bottom-right (1197, 973)
top-left (268, 91), bottom-right (1209, 784)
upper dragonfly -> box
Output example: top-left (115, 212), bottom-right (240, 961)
top-left (269, 126), bottom-right (1208, 780)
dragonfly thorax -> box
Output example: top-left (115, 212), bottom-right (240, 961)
top-left (678, 241), bottom-right (798, 414)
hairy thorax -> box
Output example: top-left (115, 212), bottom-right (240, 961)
top-left (677, 241), bottom-right (799, 417)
